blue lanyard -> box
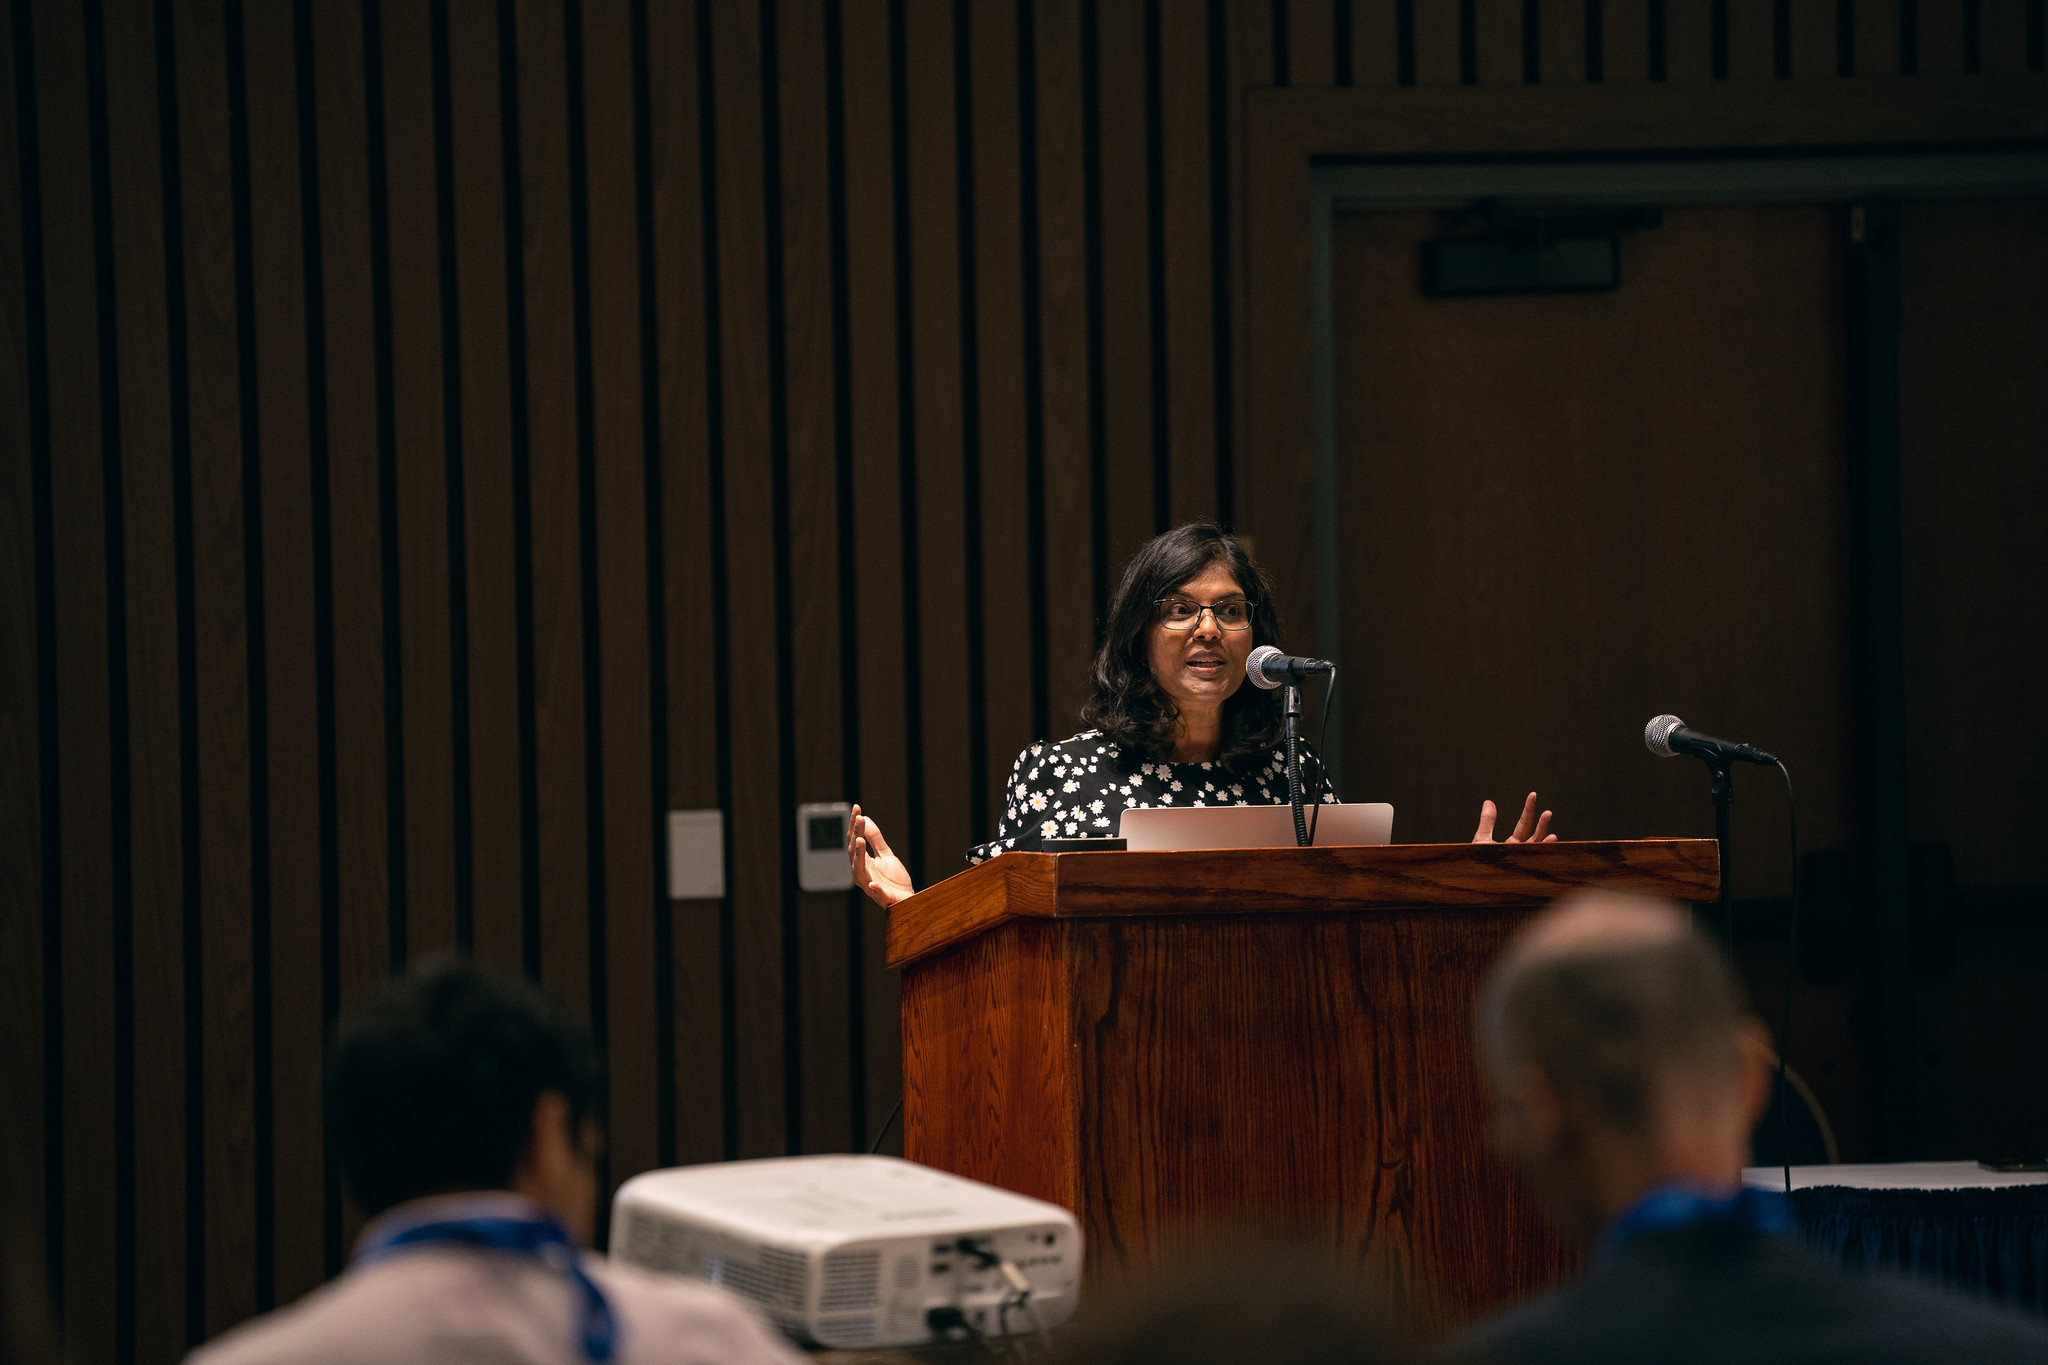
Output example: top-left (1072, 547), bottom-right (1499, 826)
top-left (1595, 1181), bottom-right (1790, 1266)
top-left (354, 1207), bottom-right (617, 1362)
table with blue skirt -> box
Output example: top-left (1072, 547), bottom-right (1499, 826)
top-left (1742, 1161), bottom-right (2048, 1314)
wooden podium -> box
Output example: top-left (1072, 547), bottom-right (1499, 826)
top-left (887, 839), bottom-right (1718, 1323)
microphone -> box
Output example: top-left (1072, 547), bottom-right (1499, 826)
top-left (1246, 645), bottom-right (1334, 690)
top-left (1644, 714), bottom-right (1778, 766)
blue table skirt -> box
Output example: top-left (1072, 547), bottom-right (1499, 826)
top-left (1793, 1185), bottom-right (2048, 1314)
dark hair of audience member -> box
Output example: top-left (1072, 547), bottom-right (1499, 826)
top-left (328, 958), bottom-right (605, 1216)
top-left (1479, 911), bottom-right (1750, 1134)
top-left (1057, 1248), bottom-right (1417, 1365)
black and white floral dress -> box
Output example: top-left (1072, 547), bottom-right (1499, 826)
top-left (965, 728), bottom-right (1338, 864)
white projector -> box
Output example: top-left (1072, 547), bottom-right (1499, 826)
top-left (609, 1155), bottom-right (1083, 1350)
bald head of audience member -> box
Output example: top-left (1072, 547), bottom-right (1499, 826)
top-left (1478, 893), bottom-right (1775, 1245)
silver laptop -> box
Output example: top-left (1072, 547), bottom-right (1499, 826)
top-left (1118, 802), bottom-right (1394, 851)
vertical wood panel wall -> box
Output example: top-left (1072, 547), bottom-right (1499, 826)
top-left (3, 1), bottom-right (2040, 1360)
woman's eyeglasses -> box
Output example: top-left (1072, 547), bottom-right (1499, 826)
top-left (1155, 596), bottom-right (1254, 631)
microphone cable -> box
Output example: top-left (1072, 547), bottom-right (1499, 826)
top-left (1306, 668), bottom-right (1336, 846)
top-left (1774, 759), bottom-right (1800, 1196)
top-left (868, 1095), bottom-right (904, 1155)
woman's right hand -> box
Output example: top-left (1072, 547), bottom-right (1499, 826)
top-left (848, 804), bottom-right (917, 908)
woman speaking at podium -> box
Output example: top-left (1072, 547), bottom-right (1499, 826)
top-left (848, 523), bottom-right (1554, 908)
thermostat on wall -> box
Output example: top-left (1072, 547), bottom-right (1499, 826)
top-left (796, 802), bottom-right (855, 892)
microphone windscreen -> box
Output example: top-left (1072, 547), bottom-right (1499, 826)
top-left (1245, 646), bottom-right (1284, 690)
top-left (1644, 714), bottom-right (1684, 758)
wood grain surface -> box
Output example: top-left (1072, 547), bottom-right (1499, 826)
top-left (1066, 908), bottom-right (1569, 1319)
top-left (894, 850), bottom-right (1602, 1324)
top-left (902, 916), bottom-right (1077, 1220)
top-left (1240, 76), bottom-right (2048, 645)
top-left (888, 840), bottom-right (1718, 968)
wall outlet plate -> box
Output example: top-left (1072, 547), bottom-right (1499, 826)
top-left (667, 809), bottom-right (725, 900)
top-left (796, 802), bottom-right (854, 892)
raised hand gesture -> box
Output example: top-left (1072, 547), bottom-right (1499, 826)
top-left (848, 804), bottom-right (917, 908)
top-left (1472, 791), bottom-right (1556, 844)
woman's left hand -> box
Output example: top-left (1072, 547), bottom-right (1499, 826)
top-left (1473, 792), bottom-right (1556, 843)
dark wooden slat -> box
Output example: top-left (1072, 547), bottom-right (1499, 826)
top-left (174, 0), bottom-right (259, 1330)
top-left (580, 0), bottom-right (659, 1184)
top-left (1289, 0), bottom-right (1339, 85)
top-left (838, 0), bottom-right (909, 1154)
top-left (644, 0), bottom-right (725, 1167)
top-left (378, 0), bottom-right (458, 962)
top-left (903, 3), bottom-right (976, 881)
top-left (239, 0), bottom-right (325, 1304)
top-left (444, 0), bottom-right (526, 972)
top-left (1411, 0), bottom-right (1462, 83)
top-left (1349, 0), bottom-right (1400, 85)
top-left (1787, 0), bottom-right (1837, 76)
top-left (1857, 0), bottom-right (1904, 76)
top-left (1032, 0), bottom-right (1097, 734)
top-left (1725, 0), bottom-right (1776, 78)
top-left (1982, 0), bottom-right (2032, 72)
top-left (1664, 0), bottom-right (1716, 80)
top-left (1918, 0), bottom-right (1969, 72)
top-left (34, 1), bottom-right (118, 1350)
top-left (0, 0), bottom-right (50, 1327)
top-left (1475, 0), bottom-right (1525, 83)
top-left (1604, 0), bottom-right (1652, 81)
top-left (1540, 0), bottom-right (1587, 82)
top-left (587, 0), bottom-right (670, 1181)
top-left (1160, 3), bottom-right (1217, 527)
top-left (1228, 0), bottom-right (1280, 541)
top-left (888, 840), bottom-right (1721, 967)
top-left (511, 0), bottom-right (591, 1018)
top-left (967, 0), bottom-right (1036, 823)
top-left (1234, 115), bottom-right (1316, 642)
top-left (771, 0), bottom-right (853, 1156)
top-left (102, 0), bottom-right (189, 1349)
top-left (708, 0), bottom-right (789, 1157)
top-left (1096, 0), bottom-right (1157, 568)
top-left (310, 0), bottom-right (391, 1028)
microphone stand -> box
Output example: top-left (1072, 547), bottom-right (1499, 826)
top-left (1283, 683), bottom-right (1310, 847)
top-left (1709, 759), bottom-right (1734, 957)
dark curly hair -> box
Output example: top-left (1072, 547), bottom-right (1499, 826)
top-left (328, 958), bottom-right (605, 1215)
top-left (1080, 523), bottom-right (1285, 776)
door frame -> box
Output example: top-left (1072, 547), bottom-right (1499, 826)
top-left (1306, 147), bottom-right (2048, 784)
top-left (1235, 75), bottom-right (2048, 1160)
top-left (1236, 75), bottom-right (2048, 667)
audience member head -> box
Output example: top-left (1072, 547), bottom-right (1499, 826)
top-left (1477, 892), bottom-right (1773, 1245)
top-left (1056, 1246), bottom-right (1416, 1365)
top-left (329, 958), bottom-right (606, 1240)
